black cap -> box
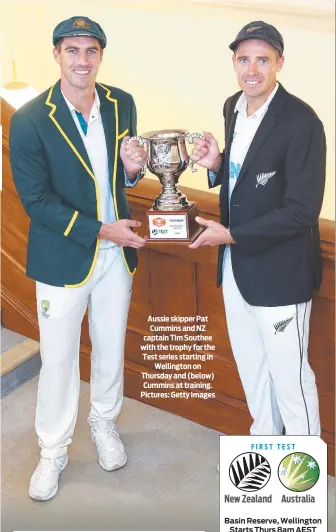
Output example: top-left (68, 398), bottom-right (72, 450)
top-left (229, 21), bottom-right (284, 56)
top-left (53, 16), bottom-right (107, 49)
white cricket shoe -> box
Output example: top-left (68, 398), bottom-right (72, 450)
top-left (91, 421), bottom-right (127, 471)
top-left (29, 455), bottom-right (68, 501)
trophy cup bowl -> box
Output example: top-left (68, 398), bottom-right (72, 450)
top-left (128, 129), bottom-right (206, 244)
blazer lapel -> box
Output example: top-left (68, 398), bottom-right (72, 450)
top-left (45, 80), bottom-right (94, 179)
top-left (233, 84), bottom-right (287, 191)
top-left (220, 97), bottom-right (239, 201)
top-left (224, 108), bottom-right (238, 181)
top-left (96, 83), bottom-right (117, 188)
top-left (220, 103), bottom-right (238, 208)
top-left (225, 94), bottom-right (240, 148)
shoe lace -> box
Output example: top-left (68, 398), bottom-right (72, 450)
top-left (93, 422), bottom-right (120, 450)
top-left (105, 426), bottom-right (120, 439)
top-left (38, 457), bottom-right (66, 479)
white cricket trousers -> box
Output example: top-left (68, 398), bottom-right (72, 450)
top-left (222, 249), bottom-right (320, 436)
top-left (35, 246), bottom-right (132, 458)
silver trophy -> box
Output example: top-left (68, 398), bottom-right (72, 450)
top-left (127, 129), bottom-right (207, 243)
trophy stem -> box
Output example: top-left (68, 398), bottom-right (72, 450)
top-left (153, 173), bottom-right (189, 211)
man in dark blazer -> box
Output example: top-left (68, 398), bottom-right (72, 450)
top-left (189, 22), bottom-right (326, 438)
top-left (10, 16), bottom-right (147, 500)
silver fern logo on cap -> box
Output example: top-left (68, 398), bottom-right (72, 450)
top-left (229, 452), bottom-right (271, 492)
top-left (256, 171), bottom-right (276, 188)
top-left (246, 25), bottom-right (262, 33)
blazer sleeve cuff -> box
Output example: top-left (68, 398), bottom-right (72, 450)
top-left (207, 153), bottom-right (225, 188)
top-left (124, 167), bottom-right (146, 188)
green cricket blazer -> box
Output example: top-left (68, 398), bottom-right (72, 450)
top-left (9, 80), bottom-right (138, 287)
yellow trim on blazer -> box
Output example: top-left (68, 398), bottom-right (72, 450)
top-left (64, 210), bottom-right (79, 236)
top-left (118, 128), bottom-right (129, 140)
top-left (45, 85), bottom-right (101, 288)
top-left (65, 241), bottom-right (100, 288)
top-left (97, 83), bottom-right (136, 276)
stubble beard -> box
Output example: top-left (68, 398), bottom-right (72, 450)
top-left (67, 70), bottom-right (95, 91)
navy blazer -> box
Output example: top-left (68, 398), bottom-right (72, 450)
top-left (209, 83), bottom-right (326, 306)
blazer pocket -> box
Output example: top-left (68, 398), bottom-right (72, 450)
top-left (31, 224), bottom-right (62, 237)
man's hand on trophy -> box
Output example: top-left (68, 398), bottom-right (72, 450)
top-left (188, 217), bottom-right (235, 249)
top-left (98, 220), bottom-right (147, 249)
top-left (190, 132), bottom-right (222, 172)
top-left (120, 136), bottom-right (147, 178)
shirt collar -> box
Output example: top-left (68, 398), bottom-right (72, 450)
top-left (61, 88), bottom-right (101, 116)
top-left (234, 82), bottom-right (279, 119)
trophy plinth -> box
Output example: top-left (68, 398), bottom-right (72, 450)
top-left (146, 202), bottom-right (203, 245)
top-left (128, 129), bottom-right (207, 245)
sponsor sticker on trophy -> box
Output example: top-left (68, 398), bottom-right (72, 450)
top-left (127, 129), bottom-right (207, 244)
top-left (219, 436), bottom-right (328, 532)
top-left (148, 214), bottom-right (188, 239)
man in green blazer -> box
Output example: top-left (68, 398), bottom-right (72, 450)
top-left (10, 16), bottom-right (147, 501)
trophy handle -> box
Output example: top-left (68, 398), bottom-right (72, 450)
top-left (185, 132), bottom-right (209, 173)
top-left (126, 136), bottom-right (147, 173)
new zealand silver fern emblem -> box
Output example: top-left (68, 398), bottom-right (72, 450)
top-left (229, 452), bottom-right (271, 492)
top-left (256, 171), bottom-right (276, 188)
top-left (273, 317), bottom-right (294, 334)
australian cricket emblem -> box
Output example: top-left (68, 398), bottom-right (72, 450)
top-left (72, 18), bottom-right (91, 29)
top-left (41, 300), bottom-right (50, 318)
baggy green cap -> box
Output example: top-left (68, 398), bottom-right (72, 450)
top-left (53, 16), bottom-right (107, 48)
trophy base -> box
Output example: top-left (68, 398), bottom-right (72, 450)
top-left (146, 202), bottom-right (203, 245)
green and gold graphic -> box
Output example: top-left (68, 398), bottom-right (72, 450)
top-left (41, 300), bottom-right (50, 316)
top-left (278, 452), bottom-right (319, 492)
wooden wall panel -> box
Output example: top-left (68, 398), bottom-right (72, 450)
top-left (149, 251), bottom-right (196, 316)
top-left (195, 262), bottom-right (231, 351)
top-left (123, 359), bottom-right (253, 435)
top-left (2, 97), bottom-right (335, 475)
top-left (128, 248), bottom-right (151, 333)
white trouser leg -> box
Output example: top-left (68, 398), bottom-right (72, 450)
top-left (255, 301), bottom-right (320, 435)
top-left (35, 281), bottom-right (90, 458)
top-left (88, 247), bottom-right (132, 424)
top-left (222, 249), bottom-right (283, 435)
